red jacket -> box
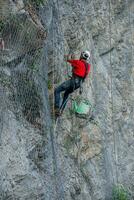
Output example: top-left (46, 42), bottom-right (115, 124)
top-left (67, 59), bottom-right (91, 78)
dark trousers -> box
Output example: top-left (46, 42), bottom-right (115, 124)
top-left (54, 77), bottom-right (82, 111)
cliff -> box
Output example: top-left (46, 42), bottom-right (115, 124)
top-left (0, 0), bottom-right (134, 199)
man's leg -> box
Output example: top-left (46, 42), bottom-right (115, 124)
top-left (54, 85), bottom-right (63, 109)
top-left (60, 78), bottom-right (82, 111)
top-left (60, 88), bottom-right (73, 111)
top-left (54, 79), bottom-right (74, 109)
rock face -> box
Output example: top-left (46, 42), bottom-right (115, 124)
top-left (0, 0), bottom-right (134, 200)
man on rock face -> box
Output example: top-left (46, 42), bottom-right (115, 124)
top-left (54, 50), bottom-right (91, 117)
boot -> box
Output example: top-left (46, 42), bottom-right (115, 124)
top-left (54, 107), bottom-right (61, 117)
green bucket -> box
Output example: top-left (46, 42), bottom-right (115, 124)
top-left (72, 99), bottom-right (91, 115)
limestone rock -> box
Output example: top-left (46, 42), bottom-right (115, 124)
top-left (0, 0), bottom-right (134, 199)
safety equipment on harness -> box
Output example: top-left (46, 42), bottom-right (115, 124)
top-left (80, 51), bottom-right (90, 60)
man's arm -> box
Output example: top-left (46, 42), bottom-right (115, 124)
top-left (64, 54), bottom-right (76, 61)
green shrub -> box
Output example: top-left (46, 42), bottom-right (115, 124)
top-left (30, 0), bottom-right (46, 6)
top-left (112, 185), bottom-right (129, 200)
top-left (47, 79), bottom-right (53, 90)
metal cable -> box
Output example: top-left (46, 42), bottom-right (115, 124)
top-left (49, 1), bottom-right (65, 199)
top-left (109, 0), bottom-right (119, 185)
top-left (123, 1), bottom-right (133, 198)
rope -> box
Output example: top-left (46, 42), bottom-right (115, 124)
top-left (52, 1), bottom-right (85, 197)
top-left (52, 4), bottom-right (56, 123)
top-left (111, 1), bottom-right (133, 198)
top-left (52, 0), bottom-right (100, 198)
top-left (123, 1), bottom-right (133, 198)
top-left (109, 0), bottom-right (119, 185)
top-left (51, 0), bottom-right (66, 199)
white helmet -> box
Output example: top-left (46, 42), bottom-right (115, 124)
top-left (80, 50), bottom-right (90, 60)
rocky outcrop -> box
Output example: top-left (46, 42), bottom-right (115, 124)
top-left (0, 0), bottom-right (134, 199)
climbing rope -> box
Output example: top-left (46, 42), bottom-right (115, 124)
top-left (110, 1), bottom-right (133, 198)
top-left (52, 0), bottom-right (102, 197)
top-left (122, 1), bottom-right (133, 198)
top-left (109, 0), bottom-right (119, 185)
top-left (50, 0), bottom-right (67, 199)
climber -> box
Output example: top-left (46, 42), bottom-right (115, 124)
top-left (54, 50), bottom-right (91, 116)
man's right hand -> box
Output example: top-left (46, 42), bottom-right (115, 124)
top-left (70, 54), bottom-right (76, 59)
top-left (64, 54), bottom-right (76, 61)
